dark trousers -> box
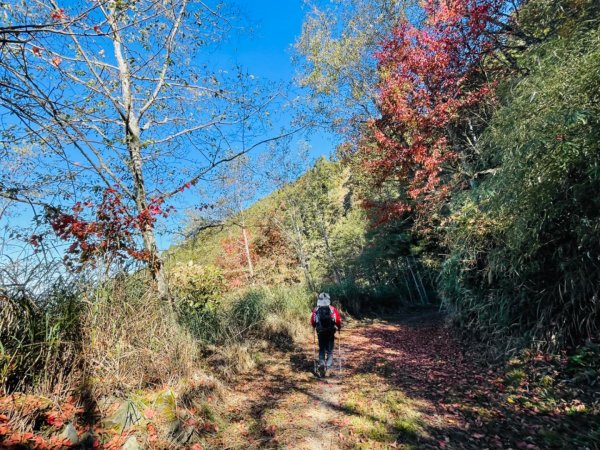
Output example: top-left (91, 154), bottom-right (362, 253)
top-left (317, 331), bottom-right (335, 367)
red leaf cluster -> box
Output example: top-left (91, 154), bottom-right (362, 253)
top-left (360, 0), bottom-right (501, 219)
top-left (50, 9), bottom-right (67, 20)
top-left (46, 188), bottom-right (175, 269)
top-left (217, 230), bottom-right (256, 288)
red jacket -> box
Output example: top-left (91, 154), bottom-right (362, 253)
top-left (310, 305), bottom-right (342, 330)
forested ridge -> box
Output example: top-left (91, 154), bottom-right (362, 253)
top-left (0, 0), bottom-right (599, 449)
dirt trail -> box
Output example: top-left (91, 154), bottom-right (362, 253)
top-left (219, 309), bottom-right (454, 449)
top-left (215, 308), bottom-right (589, 449)
top-left (1, 309), bottom-right (594, 448)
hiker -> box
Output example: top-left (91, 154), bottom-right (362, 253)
top-left (310, 292), bottom-right (341, 375)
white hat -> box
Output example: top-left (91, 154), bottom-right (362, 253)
top-left (316, 292), bottom-right (331, 307)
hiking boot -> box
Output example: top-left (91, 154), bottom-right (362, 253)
top-left (317, 361), bottom-right (326, 378)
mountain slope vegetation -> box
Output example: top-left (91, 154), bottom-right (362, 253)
top-left (1, 0), bottom-right (599, 448)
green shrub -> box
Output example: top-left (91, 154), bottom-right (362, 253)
top-left (177, 284), bottom-right (313, 345)
top-left (168, 262), bottom-right (226, 310)
top-left (441, 8), bottom-right (600, 349)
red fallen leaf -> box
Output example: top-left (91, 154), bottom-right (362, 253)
top-left (51, 56), bottom-right (62, 66)
top-left (185, 417), bottom-right (197, 427)
top-left (93, 25), bottom-right (101, 33)
top-left (438, 440), bottom-right (447, 448)
top-left (472, 433), bottom-right (485, 439)
top-left (190, 445), bottom-right (203, 450)
top-left (5, 432), bottom-right (35, 444)
top-left (143, 408), bottom-right (156, 420)
top-left (202, 422), bottom-right (219, 433)
top-left (32, 46), bottom-right (42, 56)
top-left (30, 435), bottom-right (46, 447)
top-left (46, 414), bottom-right (64, 428)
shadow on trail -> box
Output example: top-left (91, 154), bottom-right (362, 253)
top-left (232, 309), bottom-right (598, 449)
top-left (289, 351), bottom-right (313, 374)
top-left (343, 311), bottom-right (599, 450)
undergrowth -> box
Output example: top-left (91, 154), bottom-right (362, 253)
top-left (177, 283), bottom-right (312, 377)
top-left (0, 275), bottom-right (313, 447)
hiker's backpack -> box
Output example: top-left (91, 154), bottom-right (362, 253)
top-left (315, 306), bottom-right (335, 333)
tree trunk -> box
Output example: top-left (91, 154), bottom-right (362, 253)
top-left (291, 213), bottom-right (315, 291)
top-left (398, 259), bottom-right (416, 304)
top-left (412, 256), bottom-right (429, 304)
top-left (129, 122), bottom-right (169, 299)
top-left (317, 211), bottom-right (342, 284)
top-left (407, 257), bottom-right (425, 304)
top-left (110, 9), bottom-right (169, 299)
top-left (297, 239), bottom-right (314, 291)
top-left (241, 225), bottom-right (255, 281)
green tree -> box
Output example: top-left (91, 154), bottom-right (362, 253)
top-left (441, 0), bottom-right (600, 347)
top-left (295, 0), bottom-right (413, 132)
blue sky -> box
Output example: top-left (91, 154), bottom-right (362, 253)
top-left (227, 0), bottom-right (338, 155)
top-left (160, 0), bottom-right (340, 248)
top-left (0, 0), bottom-right (339, 254)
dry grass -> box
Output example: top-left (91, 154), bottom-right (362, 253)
top-left (262, 312), bottom-right (310, 349)
top-left (82, 282), bottom-right (201, 395)
top-left (206, 343), bottom-right (259, 379)
top-left (1, 292), bottom-right (82, 396)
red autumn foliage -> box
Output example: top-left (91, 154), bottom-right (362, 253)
top-left (50, 9), bottom-right (66, 21)
top-left (361, 0), bottom-right (502, 221)
top-left (42, 180), bottom-right (199, 268)
top-left (46, 188), bottom-right (175, 269)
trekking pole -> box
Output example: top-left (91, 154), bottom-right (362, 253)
top-left (313, 328), bottom-right (317, 375)
top-left (338, 327), bottom-right (342, 376)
